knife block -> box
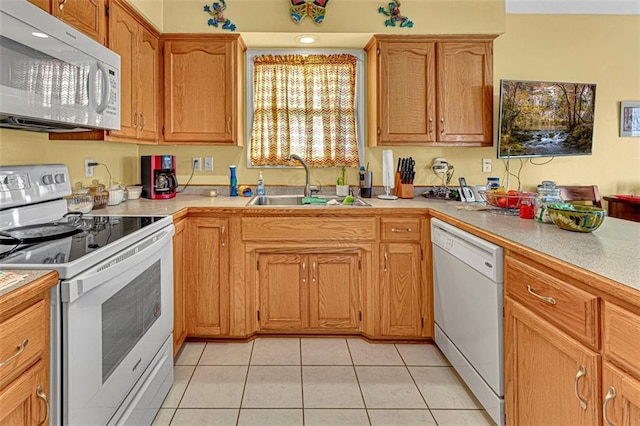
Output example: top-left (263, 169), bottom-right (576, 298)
top-left (394, 172), bottom-right (414, 199)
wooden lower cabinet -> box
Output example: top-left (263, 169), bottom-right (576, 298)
top-left (257, 252), bottom-right (361, 332)
top-left (185, 217), bottom-right (230, 337)
top-left (0, 361), bottom-right (48, 425)
top-left (505, 297), bottom-right (601, 425)
top-left (172, 217), bottom-right (187, 355)
top-left (602, 363), bottom-right (640, 426)
top-left (379, 243), bottom-right (422, 337)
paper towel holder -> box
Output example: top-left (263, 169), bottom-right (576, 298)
top-left (378, 149), bottom-right (398, 200)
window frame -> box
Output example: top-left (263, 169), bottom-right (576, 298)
top-left (245, 48), bottom-right (366, 169)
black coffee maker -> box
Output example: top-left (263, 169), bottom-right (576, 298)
top-left (141, 155), bottom-right (178, 199)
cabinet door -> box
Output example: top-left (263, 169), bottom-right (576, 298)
top-left (163, 39), bottom-right (235, 143)
top-left (505, 298), bottom-right (600, 426)
top-left (185, 218), bottom-right (230, 336)
top-left (380, 243), bottom-right (421, 337)
top-left (27, 0), bottom-right (50, 12)
top-left (436, 42), bottom-right (493, 145)
top-left (172, 219), bottom-right (187, 356)
top-left (309, 253), bottom-right (360, 331)
top-left (107, 1), bottom-right (138, 139)
top-left (257, 253), bottom-right (307, 330)
top-left (0, 361), bottom-right (48, 425)
top-left (137, 26), bottom-right (160, 142)
top-left (378, 41), bottom-right (436, 144)
top-left (52, 0), bottom-right (106, 44)
top-left (602, 363), bottom-right (640, 426)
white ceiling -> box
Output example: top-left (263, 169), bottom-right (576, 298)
top-left (506, 0), bottom-right (640, 15)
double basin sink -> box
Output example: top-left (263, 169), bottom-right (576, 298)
top-left (246, 195), bottom-right (371, 207)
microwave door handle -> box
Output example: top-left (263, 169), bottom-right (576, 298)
top-left (95, 61), bottom-right (111, 113)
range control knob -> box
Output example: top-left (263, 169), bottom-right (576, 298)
top-left (42, 174), bottom-right (54, 185)
top-left (55, 173), bottom-right (66, 183)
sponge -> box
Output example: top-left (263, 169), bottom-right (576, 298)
top-left (301, 196), bottom-right (328, 205)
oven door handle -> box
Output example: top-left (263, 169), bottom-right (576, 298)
top-left (61, 225), bottom-right (174, 303)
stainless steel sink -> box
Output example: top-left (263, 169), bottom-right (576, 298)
top-left (246, 195), bottom-right (304, 206)
top-left (246, 195), bottom-right (371, 207)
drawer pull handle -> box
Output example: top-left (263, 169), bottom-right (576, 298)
top-left (391, 228), bottom-right (412, 233)
top-left (603, 386), bottom-right (616, 426)
top-left (221, 225), bottom-right (226, 247)
top-left (58, 0), bottom-right (67, 11)
top-left (312, 261), bottom-right (316, 283)
top-left (0, 339), bottom-right (28, 367)
top-left (302, 261), bottom-right (306, 284)
top-left (574, 365), bottom-right (588, 411)
top-left (37, 385), bottom-right (50, 425)
top-left (383, 251), bottom-right (388, 272)
top-left (526, 285), bottom-right (557, 305)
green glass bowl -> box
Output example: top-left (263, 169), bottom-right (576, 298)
top-left (547, 203), bottom-right (606, 233)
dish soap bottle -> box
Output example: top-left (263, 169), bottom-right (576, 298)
top-left (257, 171), bottom-right (265, 195)
top-left (229, 165), bottom-right (238, 197)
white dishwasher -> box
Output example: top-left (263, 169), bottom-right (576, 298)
top-left (431, 218), bottom-right (504, 426)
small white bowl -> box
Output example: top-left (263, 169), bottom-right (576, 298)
top-left (108, 187), bottom-right (124, 205)
top-left (127, 186), bottom-right (142, 200)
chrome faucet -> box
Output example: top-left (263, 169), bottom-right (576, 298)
top-left (288, 154), bottom-right (311, 198)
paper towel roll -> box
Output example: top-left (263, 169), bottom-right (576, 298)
top-left (382, 149), bottom-right (395, 189)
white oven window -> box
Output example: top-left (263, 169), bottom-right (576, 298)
top-left (102, 260), bottom-right (162, 383)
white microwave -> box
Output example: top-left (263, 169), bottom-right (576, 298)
top-left (0, 0), bottom-right (120, 133)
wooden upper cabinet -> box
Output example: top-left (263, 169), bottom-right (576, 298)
top-left (108, 0), bottom-right (160, 143)
top-left (27, 0), bottom-right (51, 13)
top-left (366, 35), bottom-right (495, 147)
top-left (377, 42), bottom-right (436, 144)
top-left (162, 34), bottom-right (245, 145)
top-left (436, 42), bottom-right (493, 144)
top-left (52, 0), bottom-right (106, 45)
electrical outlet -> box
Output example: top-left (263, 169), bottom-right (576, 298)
top-left (85, 159), bottom-right (94, 177)
top-left (482, 158), bottom-right (492, 173)
top-left (204, 157), bottom-right (214, 171)
top-left (193, 157), bottom-right (202, 172)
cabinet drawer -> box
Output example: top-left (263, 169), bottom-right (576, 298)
top-left (380, 218), bottom-right (421, 242)
top-left (505, 256), bottom-right (598, 348)
top-left (0, 300), bottom-right (47, 389)
top-left (242, 217), bottom-right (376, 242)
top-left (604, 302), bottom-right (640, 379)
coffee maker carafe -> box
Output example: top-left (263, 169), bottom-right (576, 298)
top-left (141, 155), bottom-right (178, 199)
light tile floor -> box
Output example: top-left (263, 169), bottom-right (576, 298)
top-left (153, 338), bottom-right (495, 426)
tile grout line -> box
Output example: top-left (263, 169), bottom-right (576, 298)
top-left (299, 338), bottom-right (306, 425)
top-left (346, 338), bottom-right (372, 426)
top-left (235, 340), bottom-right (255, 426)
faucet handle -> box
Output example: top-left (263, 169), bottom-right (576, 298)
top-left (310, 185), bottom-right (321, 194)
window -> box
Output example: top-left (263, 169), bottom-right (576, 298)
top-left (246, 50), bottom-right (365, 168)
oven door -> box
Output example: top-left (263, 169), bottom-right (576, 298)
top-left (60, 226), bottom-right (173, 425)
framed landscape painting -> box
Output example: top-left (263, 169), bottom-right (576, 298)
top-left (620, 101), bottom-right (640, 137)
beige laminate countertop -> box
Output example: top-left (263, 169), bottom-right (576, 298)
top-left (0, 269), bottom-right (56, 298)
top-left (96, 193), bottom-right (640, 293)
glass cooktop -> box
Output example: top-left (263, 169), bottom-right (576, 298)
top-left (0, 216), bottom-right (165, 265)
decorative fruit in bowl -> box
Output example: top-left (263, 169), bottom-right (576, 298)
top-left (547, 203), bottom-right (606, 232)
top-left (480, 189), bottom-right (536, 210)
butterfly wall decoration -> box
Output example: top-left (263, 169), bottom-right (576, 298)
top-left (289, 0), bottom-right (330, 25)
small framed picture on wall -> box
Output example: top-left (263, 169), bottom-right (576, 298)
top-left (620, 101), bottom-right (640, 137)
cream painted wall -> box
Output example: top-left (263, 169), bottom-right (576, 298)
top-left (127, 0), bottom-right (163, 31)
top-left (1, 9), bottom-right (639, 198)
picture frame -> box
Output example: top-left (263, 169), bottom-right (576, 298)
top-left (620, 101), bottom-right (640, 137)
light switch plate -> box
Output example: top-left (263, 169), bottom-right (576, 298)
top-left (204, 157), bottom-right (213, 171)
top-left (482, 158), bottom-right (492, 173)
